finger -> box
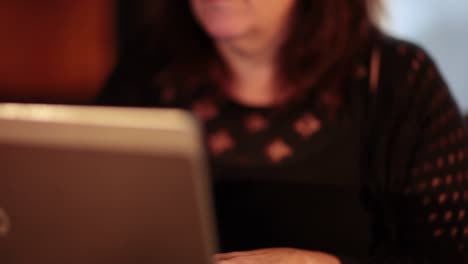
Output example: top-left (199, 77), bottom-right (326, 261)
top-left (212, 254), bottom-right (230, 264)
top-left (214, 251), bottom-right (245, 261)
top-left (214, 248), bottom-right (277, 261)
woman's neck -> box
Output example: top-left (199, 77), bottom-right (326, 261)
top-left (215, 33), bottom-right (285, 107)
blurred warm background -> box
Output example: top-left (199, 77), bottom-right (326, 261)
top-left (0, 0), bottom-right (115, 103)
top-left (0, 1), bottom-right (466, 114)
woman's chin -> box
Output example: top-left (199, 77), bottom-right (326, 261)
top-left (203, 25), bottom-right (249, 41)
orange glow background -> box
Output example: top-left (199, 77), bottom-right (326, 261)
top-left (0, 0), bottom-right (116, 103)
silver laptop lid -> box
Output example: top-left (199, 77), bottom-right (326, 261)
top-left (0, 104), bottom-right (217, 264)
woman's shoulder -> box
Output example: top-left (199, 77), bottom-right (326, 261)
top-left (375, 35), bottom-right (438, 78)
top-left (370, 34), bottom-right (447, 108)
top-left (361, 34), bottom-right (457, 133)
top-left (117, 27), bottom-right (165, 70)
top-left (96, 27), bottom-right (164, 106)
top-left (373, 34), bottom-right (445, 85)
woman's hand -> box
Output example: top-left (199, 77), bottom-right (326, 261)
top-left (214, 248), bottom-right (341, 264)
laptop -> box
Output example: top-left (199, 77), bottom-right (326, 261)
top-left (0, 103), bottom-right (218, 264)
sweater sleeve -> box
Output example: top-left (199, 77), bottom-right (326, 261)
top-left (344, 41), bottom-right (467, 264)
top-left (397, 49), bottom-right (468, 263)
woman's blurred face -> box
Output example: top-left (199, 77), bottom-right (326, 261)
top-left (189, 0), bottom-right (296, 41)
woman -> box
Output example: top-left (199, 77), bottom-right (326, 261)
top-left (98, 0), bottom-right (468, 263)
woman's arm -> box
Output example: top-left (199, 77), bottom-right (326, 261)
top-left (358, 40), bottom-right (467, 264)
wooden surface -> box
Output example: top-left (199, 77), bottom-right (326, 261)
top-left (0, 0), bottom-right (116, 103)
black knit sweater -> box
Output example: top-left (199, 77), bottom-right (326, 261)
top-left (97, 36), bottom-right (468, 264)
